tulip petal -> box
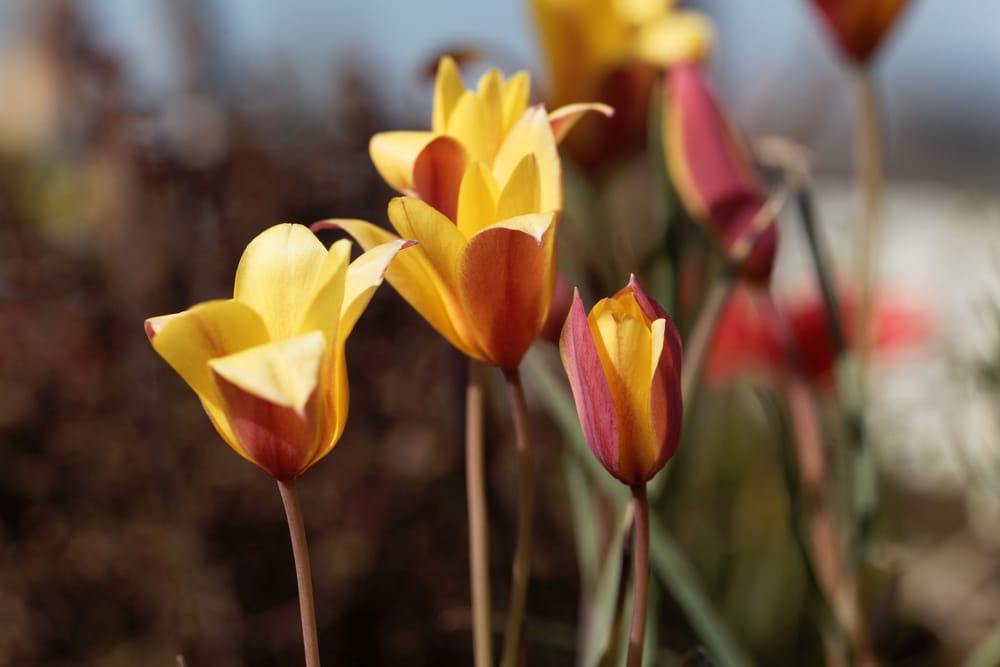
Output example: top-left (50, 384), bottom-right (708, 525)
top-left (501, 71), bottom-right (531, 134)
top-left (476, 68), bottom-right (504, 161)
top-left (340, 238), bottom-right (415, 343)
top-left (446, 90), bottom-right (489, 164)
top-left (548, 102), bottom-right (615, 145)
top-left (210, 333), bottom-right (327, 481)
top-left (559, 289), bottom-right (620, 476)
top-left (370, 131), bottom-right (438, 195)
top-left (456, 161), bottom-right (500, 240)
top-left (233, 224), bottom-right (328, 340)
top-left (493, 105), bottom-right (562, 213)
top-left (412, 134), bottom-right (468, 222)
top-left (664, 63), bottom-right (761, 227)
top-left (633, 11), bottom-right (713, 66)
top-left (331, 217), bottom-right (482, 360)
top-left (149, 299), bottom-right (270, 457)
top-left (496, 153), bottom-right (541, 221)
top-left (433, 55), bottom-right (465, 134)
top-left (299, 238), bottom-right (350, 341)
top-left (458, 212), bottom-right (555, 369)
top-left (209, 331), bottom-right (326, 417)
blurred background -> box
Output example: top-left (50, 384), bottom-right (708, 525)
top-left (0, 0), bottom-right (998, 664)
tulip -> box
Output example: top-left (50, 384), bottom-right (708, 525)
top-left (145, 223), bottom-right (410, 480)
top-left (330, 58), bottom-right (610, 371)
top-left (560, 275), bottom-right (683, 485)
top-left (369, 55), bottom-right (611, 222)
top-left (663, 62), bottom-right (777, 285)
top-left (808, 0), bottom-right (911, 63)
top-left (531, 0), bottom-right (713, 170)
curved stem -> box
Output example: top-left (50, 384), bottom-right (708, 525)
top-left (500, 367), bottom-right (535, 667)
top-left (466, 359), bottom-right (493, 667)
top-left (277, 479), bottom-right (321, 667)
top-left (627, 484), bottom-right (650, 667)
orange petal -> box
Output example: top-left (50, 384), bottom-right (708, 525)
top-left (457, 212), bottom-right (556, 369)
top-left (412, 135), bottom-right (468, 222)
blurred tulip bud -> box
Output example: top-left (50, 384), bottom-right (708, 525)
top-left (808, 0), bottom-right (911, 63)
top-left (663, 63), bottom-right (777, 285)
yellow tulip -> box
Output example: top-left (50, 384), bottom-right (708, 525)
top-left (531, 0), bottom-right (712, 169)
top-left (559, 276), bottom-right (683, 485)
top-left (369, 55), bottom-right (610, 221)
top-left (145, 223), bottom-right (411, 480)
top-left (326, 57), bottom-right (609, 370)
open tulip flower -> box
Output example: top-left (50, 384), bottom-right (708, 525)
top-left (368, 55), bottom-right (611, 222)
top-left (145, 223), bottom-right (411, 481)
top-left (560, 275), bottom-right (683, 486)
top-left (532, 0), bottom-right (712, 169)
top-left (663, 62), bottom-right (777, 285)
top-left (326, 56), bottom-right (610, 371)
top-left (808, 0), bottom-right (911, 63)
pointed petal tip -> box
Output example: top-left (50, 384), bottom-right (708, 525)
top-left (143, 318), bottom-right (158, 341)
top-left (310, 220), bottom-right (340, 233)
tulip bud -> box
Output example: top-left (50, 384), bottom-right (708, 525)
top-left (559, 276), bottom-right (683, 485)
top-left (663, 63), bottom-right (777, 285)
top-left (808, 0), bottom-right (911, 63)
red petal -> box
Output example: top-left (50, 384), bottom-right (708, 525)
top-left (412, 135), bottom-right (468, 223)
top-left (559, 289), bottom-right (620, 478)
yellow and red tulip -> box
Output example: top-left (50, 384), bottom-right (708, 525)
top-left (145, 223), bottom-right (410, 481)
top-left (663, 62), bottom-right (777, 285)
top-left (808, 0), bottom-right (911, 63)
top-left (329, 57), bottom-right (609, 370)
top-left (369, 55), bottom-right (611, 221)
top-left (531, 0), bottom-right (712, 170)
top-left (559, 276), bottom-right (683, 485)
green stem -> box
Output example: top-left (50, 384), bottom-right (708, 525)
top-left (466, 359), bottom-right (493, 667)
top-left (854, 64), bottom-right (884, 383)
top-left (626, 484), bottom-right (650, 667)
top-left (500, 367), bottom-right (535, 667)
top-left (277, 479), bottom-right (321, 667)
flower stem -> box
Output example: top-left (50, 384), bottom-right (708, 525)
top-left (466, 359), bottom-right (493, 667)
top-left (627, 483), bottom-right (650, 667)
top-left (277, 479), bottom-right (321, 667)
top-left (854, 64), bottom-right (884, 382)
top-left (760, 294), bottom-right (875, 667)
top-left (500, 367), bottom-right (535, 667)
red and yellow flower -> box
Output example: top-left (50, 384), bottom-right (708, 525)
top-left (662, 62), bottom-right (777, 285)
top-left (328, 56), bottom-right (610, 370)
top-left (145, 224), bottom-right (410, 480)
top-left (560, 276), bottom-right (683, 485)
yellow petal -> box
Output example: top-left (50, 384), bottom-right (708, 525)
top-left (633, 11), bottom-right (713, 66)
top-left (149, 299), bottom-right (270, 456)
top-left (369, 131), bottom-right (438, 194)
top-left (445, 90), bottom-right (489, 164)
top-left (501, 71), bottom-right (531, 134)
top-left (232, 224), bottom-right (327, 340)
top-left (456, 161), bottom-right (500, 239)
top-left (299, 238), bottom-right (350, 342)
top-left (493, 105), bottom-right (562, 213)
top-left (432, 55), bottom-right (465, 134)
top-left (588, 292), bottom-right (660, 480)
top-left (331, 217), bottom-right (483, 361)
top-left (548, 102), bottom-right (615, 144)
top-left (496, 153), bottom-right (541, 221)
top-left (209, 331), bottom-right (326, 418)
top-left (614, 0), bottom-right (663, 25)
top-left (476, 68), bottom-right (504, 161)
top-left (340, 238), bottom-right (414, 343)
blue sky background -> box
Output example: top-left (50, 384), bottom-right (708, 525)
top-left (2, 0), bottom-right (998, 182)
